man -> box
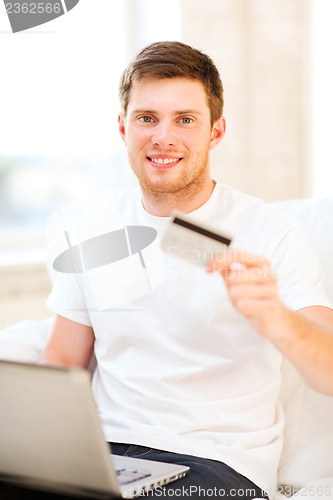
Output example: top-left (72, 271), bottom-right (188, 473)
top-left (40, 41), bottom-right (333, 499)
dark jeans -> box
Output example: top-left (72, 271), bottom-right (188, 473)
top-left (0, 443), bottom-right (268, 499)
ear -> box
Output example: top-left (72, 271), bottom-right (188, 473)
top-left (118, 113), bottom-right (127, 145)
top-left (209, 117), bottom-right (226, 151)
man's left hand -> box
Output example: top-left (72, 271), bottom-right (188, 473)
top-left (206, 249), bottom-right (289, 341)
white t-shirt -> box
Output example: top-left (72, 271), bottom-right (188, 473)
top-left (47, 183), bottom-right (332, 496)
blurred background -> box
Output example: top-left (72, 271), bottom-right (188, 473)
top-left (0, 0), bottom-right (332, 328)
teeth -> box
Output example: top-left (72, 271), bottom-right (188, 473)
top-left (150, 157), bottom-right (180, 164)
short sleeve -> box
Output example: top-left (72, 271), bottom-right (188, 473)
top-left (272, 222), bottom-right (333, 311)
top-left (46, 271), bottom-right (92, 327)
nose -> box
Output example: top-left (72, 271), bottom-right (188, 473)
top-left (151, 121), bottom-right (176, 147)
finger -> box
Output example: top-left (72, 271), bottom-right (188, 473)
top-left (225, 267), bottom-right (277, 286)
top-left (206, 249), bottom-right (269, 273)
top-left (228, 284), bottom-right (279, 303)
top-left (232, 297), bottom-right (280, 320)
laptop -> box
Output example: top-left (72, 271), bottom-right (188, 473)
top-left (0, 360), bottom-right (189, 498)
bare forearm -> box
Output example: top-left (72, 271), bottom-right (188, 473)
top-left (39, 348), bottom-right (92, 368)
top-left (270, 308), bottom-right (333, 396)
top-left (39, 315), bottom-right (95, 369)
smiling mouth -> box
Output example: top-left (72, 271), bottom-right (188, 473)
top-left (147, 156), bottom-right (182, 167)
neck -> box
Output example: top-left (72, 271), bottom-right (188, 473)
top-left (141, 178), bottom-right (216, 216)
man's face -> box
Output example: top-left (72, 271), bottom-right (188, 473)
top-left (118, 77), bottom-right (225, 196)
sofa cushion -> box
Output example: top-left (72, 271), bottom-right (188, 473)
top-left (0, 318), bottom-right (53, 362)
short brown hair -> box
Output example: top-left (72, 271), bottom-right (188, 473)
top-left (119, 41), bottom-right (224, 127)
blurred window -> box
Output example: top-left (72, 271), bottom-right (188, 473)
top-left (0, 0), bottom-right (181, 264)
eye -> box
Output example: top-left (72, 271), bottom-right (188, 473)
top-left (139, 116), bottom-right (154, 123)
top-left (180, 117), bottom-right (193, 124)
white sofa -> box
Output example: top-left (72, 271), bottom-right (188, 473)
top-left (1, 196), bottom-right (333, 500)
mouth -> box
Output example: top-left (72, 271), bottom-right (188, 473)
top-left (147, 156), bottom-right (183, 169)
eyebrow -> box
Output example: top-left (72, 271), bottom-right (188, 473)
top-left (131, 109), bottom-right (203, 116)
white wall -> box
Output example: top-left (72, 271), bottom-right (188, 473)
top-left (310, 0), bottom-right (333, 197)
top-left (0, 264), bottom-right (52, 330)
top-left (181, 0), bottom-right (312, 201)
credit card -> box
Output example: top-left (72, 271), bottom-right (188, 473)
top-left (161, 210), bottom-right (232, 267)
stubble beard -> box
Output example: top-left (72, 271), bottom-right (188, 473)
top-left (130, 149), bottom-right (211, 202)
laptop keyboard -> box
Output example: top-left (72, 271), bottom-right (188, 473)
top-left (115, 466), bottom-right (152, 485)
